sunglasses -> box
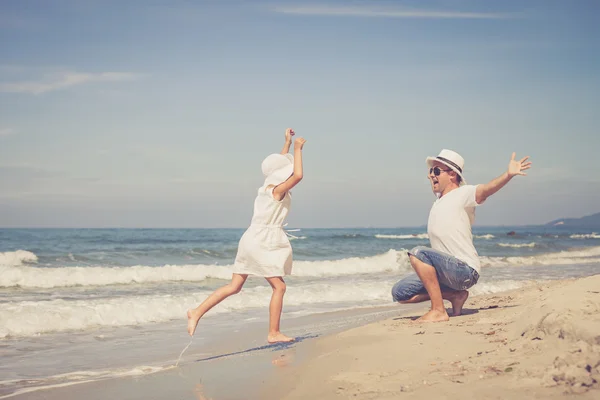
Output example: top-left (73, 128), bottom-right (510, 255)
top-left (429, 166), bottom-right (452, 176)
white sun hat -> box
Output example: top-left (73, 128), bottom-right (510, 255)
top-left (426, 149), bottom-right (467, 185)
top-left (261, 153), bottom-right (294, 188)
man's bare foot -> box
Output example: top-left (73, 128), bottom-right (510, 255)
top-left (450, 290), bottom-right (469, 316)
top-left (187, 309), bottom-right (201, 336)
top-left (267, 332), bottom-right (295, 343)
top-left (414, 309), bottom-right (450, 323)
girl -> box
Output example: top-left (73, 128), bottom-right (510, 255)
top-left (187, 128), bottom-right (306, 343)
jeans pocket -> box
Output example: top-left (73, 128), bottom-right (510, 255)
top-left (460, 279), bottom-right (472, 291)
top-left (461, 269), bottom-right (479, 290)
top-left (472, 269), bottom-right (480, 284)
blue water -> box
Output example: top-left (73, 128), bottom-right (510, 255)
top-left (1, 226), bottom-right (599, 397)
top-left (2, 226), bottom-right (598, 267)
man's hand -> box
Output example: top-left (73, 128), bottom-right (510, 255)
top-left (294, 137), bottom-right (306, 150)
top-left (507, 152), bottom-right (532, 178)
top-left (476, 152), bottom-right (533, 204)
top-left (285, 128), bottom-right (295, 143)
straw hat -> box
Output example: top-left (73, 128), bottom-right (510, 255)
top-left (426, 149), bottom-right (467, 185)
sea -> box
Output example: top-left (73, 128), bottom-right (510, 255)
top-left (1, 226), bottom-right (600, 398)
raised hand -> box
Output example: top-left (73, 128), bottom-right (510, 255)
top-left (507, 152), bottom-right (532, 177)
top-left (294, 137), bottom-right (306, 150)
top-left (285, 128), bottom-right (295, 143)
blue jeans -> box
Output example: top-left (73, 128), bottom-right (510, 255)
top-left (391, 246), bottom-right (479, 302)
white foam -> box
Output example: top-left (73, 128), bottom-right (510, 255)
top-left (0, 250), bottom-right (38, 267)
top-left (470, 280), bottom-right (532, 295)
top-left (0, 280), bottom-right (397, 337)
top-left (0, 365), bottom-right (173, 399)
top-left (292, 249), bottom-right (411, 277)
top-left (0, 250), bottom-right (412, 288)
top-left (570, 233), bottom-right (600, 239)
top-left (0, 271), bottom-right (542, 339)
top-left (0, 263), bottom-right (234, 289)
top-left (481, 246), bottom-right (600, 267)
top-left (375, 233), bottom-right (429, 239)
top-left (289, 236), bottom-right (307, 240)
top-left (374, 233), bottom-right (495, 240)
top-left (498, 242), bottom-right (536, 248)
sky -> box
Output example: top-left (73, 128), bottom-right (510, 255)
top-left (0, 0), bottom-right (599, 228)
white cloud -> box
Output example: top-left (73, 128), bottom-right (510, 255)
top-left (0, 128), bottom-right (16, 136)
top-left (0, 72), bottom-right (143, 95)
top-left (272, 5), bottom-right (513, 19)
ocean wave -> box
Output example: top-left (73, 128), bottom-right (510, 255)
top-left (469, 280), bottom-right (532, 295)
top-left (292, 250), bottom-right (411, 277)
top-left (497, 242), bottom-right (536, 248)
top-left (0, 250), bottom-right (412, 289)
top-left (375, 234), bottom-right (428, 239)
top-left (0, 277), bottom-right (534, 338)
top-left (570, 233), bottom-right (600, 239)
top-left (0, 281), bottom-right (395, 337)
top-left (0, 250), bottom-right (38, 267)
top-left (4, 245), bottom-right (600, 289)
top-left (0, 263), bottom-right (234, 289)
top-left (332, 234), bottom-right (366, 239)
top-left (374, 233), bottom-right (495, 240)
top-left (481, 246), bottom-right (600, 267)
top-left (289, 236), bottom-right (307, 240)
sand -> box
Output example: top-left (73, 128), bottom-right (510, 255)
top-left (6, 276), bottom-right (599, 399)
top-left (265, 275), bottom-right (600, 399)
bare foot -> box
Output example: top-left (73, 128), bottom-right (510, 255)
top-left (414, 309), bottom-right (450, 323)
top-left (267, 332), bottom-right (295, 343)
top-left (187, 309), bottom-right (201, 336)
top-left (450, 290), bottom-right (469, 316)
top-left (193, 384), bottom-right (211, 400)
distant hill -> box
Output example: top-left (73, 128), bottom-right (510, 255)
top-left (546, 212), bottom-right (600, 227)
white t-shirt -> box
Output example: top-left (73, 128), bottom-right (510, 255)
top-left (427, 185), bottom-right (482, 273)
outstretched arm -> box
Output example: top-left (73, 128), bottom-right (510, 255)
top-left (273, 137), bottom-right (306, 200)
top-left (281, 128), bottom-right (294, 155)
top-left (475, 152), bottom-right (532, 204)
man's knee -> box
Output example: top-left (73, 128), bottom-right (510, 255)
top-left (391, 278), bottom-right (419, 302)
top-left (392, 287), bottom-right (411, 302)
top-left (408, 246), bottom-right (433, 268)
top-left (408, 246), bottom-right (428, 259)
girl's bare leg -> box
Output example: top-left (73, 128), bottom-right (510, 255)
top-left (265, 276), bottom-right (294, 343)
top-left (187, 274), bottom-right (248, 336)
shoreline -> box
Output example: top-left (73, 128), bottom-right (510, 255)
top-left (264, 275), bottom-right (600, 399)
top-left (1, 304), bottom-right (413, 400)
top-left (3, 275), bottom-right (599, 399)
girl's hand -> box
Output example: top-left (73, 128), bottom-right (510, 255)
top-left (294, 137), bottom-right (306, 150)
top-left (285, 128), bottom-right (295, 143)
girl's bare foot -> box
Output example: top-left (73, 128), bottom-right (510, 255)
top-left (187, 309), bottom-right (201, 336)
top-left (414, 309), bottom-right (450, 323)
top-left (267, 332), bottom-right (295, 343)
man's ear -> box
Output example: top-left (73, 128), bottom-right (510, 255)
top-left (449, 170), bottom-right (458, 182)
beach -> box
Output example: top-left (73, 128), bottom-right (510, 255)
top-left (266, 275), bottom-right (600, 400)
top-left (3, 274), bottom-right (598, 400)
top-left (1, 227), bottom-right (600, 399)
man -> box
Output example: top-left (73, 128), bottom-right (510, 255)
top-left (391, 149), bottom-right (531, 322)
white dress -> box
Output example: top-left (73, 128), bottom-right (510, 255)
top-left (233, 186), bottom-right (293, 277)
